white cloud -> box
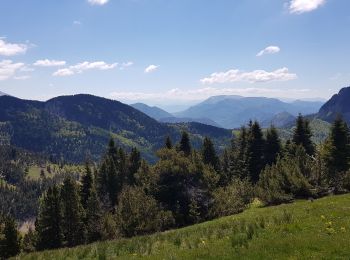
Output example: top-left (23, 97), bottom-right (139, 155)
top-left (200, 67), bottom-right (297, 84)
top-left (256, 46), bottom-right (280, 57)
top-left (34, 59), bottom-right (66, 67)
top-left (110, 87), bottom-right (310, 102)
top-left (87, 0), bottom-right (109, 6)
top-left (289, 0), bottom-right (326, 14)
top-left (144, 65), bottom-right (159, 73)
top-left (0, 39), bottom-right (28, 56)
top-left (14, 75), bottom-right (31, 80)
top-left (53, 61), bottom-right (117, 77)
top-left (120, 61), bottom-right (133, 70)
top-left (0, 60), bottom-right (25, 80)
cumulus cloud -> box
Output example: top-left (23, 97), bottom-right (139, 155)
top-left (53, 61), bottom-right (117, 77)
top-left (256, 46), bottom-right (280, 57)
top-left (0, 60), bottom-right (25, 80)
top-left (120, 61), bottom-right (133, 70)
top-left (289, 0), bottom-right (326, 14)
top-left (144, 65), bottom-right (159, 73)
top-left (34, 59), bottom-right (66, 67)
top-left (0, 39), bottom-right (28, 56)
top-left (87, 0), bottom-right (109, 6)
top-left (200, 67), bottom-right (297, 84)
top-left (110, 87), bottom-right (310, 102)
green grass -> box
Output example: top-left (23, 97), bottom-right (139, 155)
top-left (18, 194), bottom-right (350, 259)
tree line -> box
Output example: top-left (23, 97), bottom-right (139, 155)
top-left (2, 114), bottom-right (350, 258)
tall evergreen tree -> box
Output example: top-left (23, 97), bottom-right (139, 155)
top-left (201, 137), bottom-right (220, 171)
top-left (60, 177), bottom-right (85, 247)
top-left (36, 186), bottom-right (63, 250)
top-left (178, 131), bottom-right (192, 156)
top-left (85, 186), bottom-right (103, 243)
top-left (292, 114), bottom-right (315, 156)
top-left (322, 116), bottom-right (350, 183)
top-left (165, 136), bottom-right (173, 149)
top-left (1, 217), bottom-right (21, 258)
top-left (127, 147), bottom-right (141, 185)
top-left (246, 121), bottom-right (265, 183)
top-left (220, 149), bottom-right (232, 186)
top-left (265, 125), bottom-right (282, 166)
top-left (81, 162), bottom-right (94, 209)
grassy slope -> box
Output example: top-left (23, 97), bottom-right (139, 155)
top-left (19, 194), bottom-right (350, 260)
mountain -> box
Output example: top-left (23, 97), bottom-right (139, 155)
top-left (131, 103), bottom-right (174, 120)
top-left (175, 96), bottom-right (324, 128)
top-left (0, 91), bottom-right (8, 96)
top-left (159, 117), bottom-right (222, 128)
top-left (316, 86), bottom-right (350, 124)
top-left (0, 94), bottom-right (232, 162)
top-left (261, 112), bottom-right (296, 128)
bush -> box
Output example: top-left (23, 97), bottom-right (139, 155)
top-left (209, 179), bottom-right (254, 218)
top-left (115, 186), bottom-right (174, 237)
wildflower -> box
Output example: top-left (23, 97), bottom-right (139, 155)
top-left (320, 215), bottom-right (326, 220)
top-left (202, 240), bottom-right (206, 244)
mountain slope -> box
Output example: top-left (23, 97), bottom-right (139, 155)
top-left (19, 194), bottom-right (350, 259)
top-left (176, 96), bottom-right (323, 128)
top-left (0, 95), bottom-right (232, 162)
top-left (0, 91), bottom-right (8, 96)
top-left (131, 103), bottom-right (174, 120)
top-left (316, 86), bottom-right (350, 124)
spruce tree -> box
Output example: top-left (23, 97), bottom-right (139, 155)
top-left (2, 217), bottom-right (21, 258)
top-left (201, 137), bottom-right (220, 171)
top-left (178, 131), bottom-right (192, 156)
top-left (81, 162), bottom-right (94, 209)
top-left (233, 126), bottom-right (249, 179)
top-left (246, 121), bottom-right (265, 183)
top-left (127, 147), bottom-right (141, 185)
top-left (165, 136), bottom-right (173, 149)
top-left (36, 186), bottom-right (63, 250)
top-left (292, 114), bottom-right (315, 156)
top-left (85, 187), bottom-right (103, 243)
top-left (265, 125), bottom-right (281, 165)
top-left (60, 177), bottom-right (85, 247)
top-left (322, 116), bottom-right (350, 183)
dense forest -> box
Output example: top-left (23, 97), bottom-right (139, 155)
top-left (1, 114), bottom-right (350, 258)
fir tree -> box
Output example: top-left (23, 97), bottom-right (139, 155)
top-left (292, 114), bottom-right (315, 156)
top-left (85, 187), bottom-right (103, 243)
top-left (265, 125), bottom-right (282, 165)
top-left (1, 217), bottom-right (21, 258)
top-left (127, 147), bottom-right (141, 185)
top-left (201, 137), bottom-right (220, 171)
top-left (322, 116), bottom-right (350, 184)
top-left (36, 186), bottom-right (63, 250)
top-left (60, 177), bottom-right (85, 247)
top-left (178, 131), bottom-right (192, 156)
top-left (165, 136), bottom-right (173, 149)
top-left (81, 162), bottom-right (94, 209)
top-left (246, 121), bottom-right (265, 183)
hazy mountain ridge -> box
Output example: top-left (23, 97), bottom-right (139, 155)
top-left (175, 95), bottom-right (324, 128)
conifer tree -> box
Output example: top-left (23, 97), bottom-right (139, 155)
top-left (265, 125), bottom-right (282, 165)
top-left (36, 186), bottom-right (63, 250)
top-left (165, 136), bottom-right (173, 149)
top-left (127, 147), bottom-right (141, 185)
top-left (81, 162), bottom-right (94, 209)
top-left (85, 186), bottom-right (103, 243)
top-left (232, 126), bottom-right (249, 179)
top-left (1, 217), bottom-right (21, 258)
top-left (292, 114), bottom-right (315, 156)
top-left (178, 131), bottom-right (192, 156)
top-left (60, 177), bottom-right (85, 247)
top-left (201, 137), bottom-right (220, 171)
top-left (246, 121), bottom-right (265, 183)
top-left (220, 149), bottom-right (232, 186)
top-left (322, 116), bottom-right (350, 183)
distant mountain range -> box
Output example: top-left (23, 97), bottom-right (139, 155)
top-left (174, 95), bottom-right (324, 128)
top-left (0, 91), bottom-right (8, 96)
top-left (0, 94), bottom-right (232, 162)
top-left (315, 86), bottom-right (350, 124)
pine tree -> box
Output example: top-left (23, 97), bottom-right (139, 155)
top-left (322, 116), bottom-right (350, 184)
top-left (201, 137), bottom-right (220, 171)
top-left (178, 131), bottom-right (192, 156)
top-left (36, 186), bottom-right (63, 250)
top-left (81, 162), bottom-right (94, 209)
top-left (220, 149), bottom-right (232, 186)
top-left (165, 136), bottom-right (173, 149)
top-left (246, 121), bottom-right (265, 183)
top-left (292, 114), bottom-right (315, 156)
top-left (232, 126), bottom-right (249, 179)
top-left (61, 177), bottom-right (85, 247)
top-left (1, 217), bottom-right (21, 258)
top-left (265, 125), bottom-right (281, 165)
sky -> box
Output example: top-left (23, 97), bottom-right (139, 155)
top-left (0, 0), bottom-right (349, 111)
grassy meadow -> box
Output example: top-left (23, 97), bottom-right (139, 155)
top-left (18, 194), bottom-right (350, 259)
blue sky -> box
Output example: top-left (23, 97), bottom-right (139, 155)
top-left (0, 0), bottom-right (349, 110)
